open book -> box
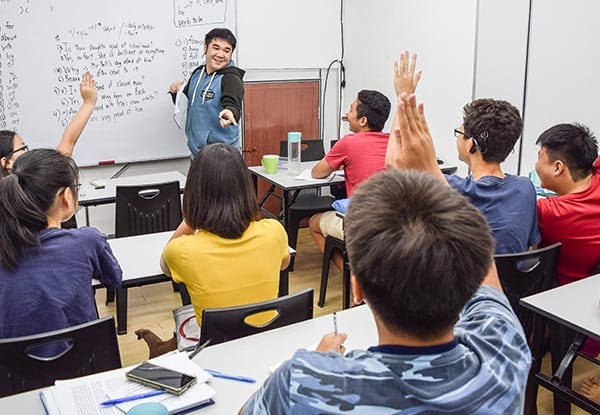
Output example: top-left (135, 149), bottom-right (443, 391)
top-left (40, 351), bottom-right (215, 415)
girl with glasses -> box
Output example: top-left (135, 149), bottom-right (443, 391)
top-left (0, 148), bottom-right (122, 341)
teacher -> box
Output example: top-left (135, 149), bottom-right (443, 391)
top-left (169, 28), bottom-right (245, 157)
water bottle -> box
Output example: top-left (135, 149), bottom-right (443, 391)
top-left (287, 132), bottom-right (302, 175)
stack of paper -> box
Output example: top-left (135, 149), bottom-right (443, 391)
top-left (40, 351), bottom-right (215, 415)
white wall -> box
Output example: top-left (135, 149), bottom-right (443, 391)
top-left (342, 0), bottom-right (478, 177)
top-left (473, 0), bottom-right (530, 174)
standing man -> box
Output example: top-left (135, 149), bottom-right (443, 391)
top-left (308, 89), bottom-right (391, 271)
top-left (170, 28), bottom-right (244, 157)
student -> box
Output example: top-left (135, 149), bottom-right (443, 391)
top-left (386, 53), bottom-right (539, 255)
top-left (136, 143), bottom-right (289, 357)
top-left (0, 149), bottom-right (122, 339)
top-left (534, 123), bottom-right (600, 367)
top-left (534, 123), bottom-right (600, 286)
top-left (169, 28), bottom-right (245, 157)
top-left (0, 71), bottom-right (97, 177)
top-left (308, 89), bottom-right (391, 271)
top-left (240, 168), bottom-right (531, 414)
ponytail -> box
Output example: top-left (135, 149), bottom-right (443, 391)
top-left (0, 149), bottom-right (79, 271)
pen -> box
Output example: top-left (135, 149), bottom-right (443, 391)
top-left (204, 368), bottom-right (256, 383)
top-left (99, 389), bottom-right (165, 406)
top-left (328, 172), bottom-right (336, 182)
top-left (333, 311), bottom-right (338, 335)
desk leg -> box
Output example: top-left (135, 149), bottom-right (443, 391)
top-left (282, 190), bottom-right (290, 231)
top-left (85, 206), bottom-right (90, 226)
top-left (115, 287), bottom-right (128, 335)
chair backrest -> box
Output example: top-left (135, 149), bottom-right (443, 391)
top-left (279, 139), bottom-right (325, 161)
top-left (200, 288), bottom-right (314, 346)
top-left (0, 316), bottom-right (121, 397)
top-left (494, 243), bottom-right (561, 356)
top-left (115, 180), bottom-right (182, 237)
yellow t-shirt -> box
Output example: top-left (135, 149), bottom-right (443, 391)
top-left (163, 218), bottom-right (288, 325)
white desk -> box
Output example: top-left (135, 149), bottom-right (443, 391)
top-left (0, 305), bottom-right (376, 414)
top-left (78, 171), bottom-right (187, 225)
top-left (248, 161), bottom-right (345, 231)
top-left (521, 274), bottom-right (600, 413)
top-left (104, 232), bottom-right (295, 335)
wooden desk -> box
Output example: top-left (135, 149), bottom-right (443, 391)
top-left (0, 305), bottom-right (375, 414)
top-left (104, 232), bottom-right (295, 335)
top-left (78, 171), bottom-right (187, 226)
top-left (521, 274), bottom-right (600, 413)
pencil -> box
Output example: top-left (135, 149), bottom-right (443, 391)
top-left (333, 312), bottom-right (338, 335)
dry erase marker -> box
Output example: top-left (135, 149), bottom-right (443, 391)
top-left (333, 312), bottom-right (338, 335)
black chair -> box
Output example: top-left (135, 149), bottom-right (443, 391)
top-left (107, 180), bottom-right (183, 304)
top-left (200, 288), bottom-right (314, 346)
top-left (279, 139), bottom-right (337, 271)
top-left (318, 235), bottom-right (351, 309)
top-left (494, 242), bottom-right (562, 415)
top-left (115, 180), bottom-right (182, 238)
top-left (0, 316), bottom-right (121, 397)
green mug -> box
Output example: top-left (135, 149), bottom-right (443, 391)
top-left (261, 154), bottom-right (279, 174)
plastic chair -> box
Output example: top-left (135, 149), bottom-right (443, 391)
top-left (318, 235), bottom-right (351, 309)
top-left (0, 316), bottom-right (121, 397)
top-left (279, 139), bottom-right (337, 271)
top-left (108, 180), bottom-right (183, 304)
top-left (115, 180), bottom-right (182, 238)
top-left (200, 288), bottom-right (314, 346)
top-left (494, 242), bottom-right (562, 415)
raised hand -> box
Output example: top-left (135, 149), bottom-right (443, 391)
top-left (80, 71), bottom-right (97, 106)
top-left (393, 51), bottom-right (422, 97)
top-left (393, 93), bottom-right (444, 182)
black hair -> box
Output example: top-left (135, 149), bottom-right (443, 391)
top-left (0, 149), bottom-right (79, 271)
top-left (345, 170), bottom-right (494, 340)
top-left (356, 90), bottom-right (391, 132)
top-left (0, 130), bottom-right (17, 177)
top-left (536, 123), bottom-right (598, 181)
top-left (204, 28), bottom-right (237, 51)
top-left (462, 99), bottom-right (522, 162)
top-left (183, 143), bottom-right (259, 238)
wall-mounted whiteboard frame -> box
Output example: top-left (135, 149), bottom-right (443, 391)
top-left (0, 0), bottom-right (236, 166)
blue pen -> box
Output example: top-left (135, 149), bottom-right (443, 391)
top-left (204, 368), bottom-right (256, 383)
top-left (99, 389), bottom-right (166, 406)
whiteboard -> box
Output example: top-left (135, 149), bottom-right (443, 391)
top-left (0, 0), bottom-right (236, 166)
top-left (237, 0), bottom-right (341, 69)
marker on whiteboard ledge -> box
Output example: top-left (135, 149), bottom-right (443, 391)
top-left (98, 160), bottom-right (115, 166)
top-left (89, 179), bottom-right (105, 190)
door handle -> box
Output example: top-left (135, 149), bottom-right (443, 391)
top-left (241, 147), bottom-right (257, 153)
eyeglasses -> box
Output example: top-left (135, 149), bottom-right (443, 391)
top-left (6, 144), bottom-right (29, 158)
top-left (453, 129), bottom-right (470, 139)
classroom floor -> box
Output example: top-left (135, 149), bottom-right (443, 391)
top-left (96, 228), bottom-right (596, 414)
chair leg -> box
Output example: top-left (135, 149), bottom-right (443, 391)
top-left (318, 238), bottom-right (334, 307)
top-left (105, 287), bottom-right (115, 305)
top-left (342, 259), bottom-right (351, 310)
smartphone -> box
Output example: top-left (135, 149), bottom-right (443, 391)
top-left (125, 362), bottom-right (197, 395)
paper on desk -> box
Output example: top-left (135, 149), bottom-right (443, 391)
top-left (294, 169), bottom-right (336, 182)
top-left (43, 351), bottom-right (214, 415)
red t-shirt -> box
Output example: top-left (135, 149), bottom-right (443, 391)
top-left (324, 131), bottom-right (389, 197)
top-left (537, 157), bottom-right (600, 286)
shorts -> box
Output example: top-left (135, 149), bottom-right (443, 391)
top-left (319, 211), bottom-right (344, 240)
